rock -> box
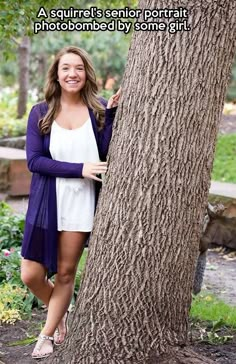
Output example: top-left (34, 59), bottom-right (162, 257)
top-left (0, 146), bottom-right (31, 196)
top-left (0, 136), bottom-right (26, 150)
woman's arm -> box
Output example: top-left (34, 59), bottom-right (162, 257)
top-left (98, 106), bottom-right (117, 161)
top-left (26, 106), bottom-right (84, 178)
top-left (98, 88), bottom-right (121, 161)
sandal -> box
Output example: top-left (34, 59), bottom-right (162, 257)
top-left (31, 334), bottom-right (54, 359)
top-left (54, 310), bottom-right (69, 346)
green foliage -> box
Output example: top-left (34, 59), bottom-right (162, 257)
top-left (0, 0), bottom-right (134, 90)
top-left (0, 248), bottom-right (23, 286)
top-left (0, 283), bottom-right (26, 324)
top-left (191, 317), bottom-right (234, 345)
top-left (0, 242), bottom-right (44, 319)
top-left (0, 201), bottom-right (25, 250)
top-left (0, 89), bottom-right (34, 136)
top-left (191, 292), bottom-right (236, 328)
top-left (0, 117), bottom-right (27, 138)
top-left (100, 89), bottom-right (114, 100)
top-left (0, 0), bottom-right (72, 56)
top-left (0, 90), bottom-right (26, 136)
top-left (79, 31), bottom-right (129, 88)
top-left (227, 56), bottom-right (236, 102)
top-left (212, 133), bottom-right (236, 183)
top-left (74, 249), bottom-right (88, 298)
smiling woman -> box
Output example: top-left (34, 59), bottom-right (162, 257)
top-left (20, 46), bottom-right (121, 359)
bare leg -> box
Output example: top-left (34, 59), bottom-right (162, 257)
top-left (21, 259), bottom-right (54, 305)
top-left (22, 232), bottom-right (88, 357)
top-left (40, 231), bottom-right (88, 338)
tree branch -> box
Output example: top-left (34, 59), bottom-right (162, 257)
top-left (11, 37), bottom-right (21, 46)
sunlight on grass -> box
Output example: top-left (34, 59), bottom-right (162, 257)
top-left (191, 292), bottom-right (236, 328)
top-left (212, 133), bottom-right (236, 183)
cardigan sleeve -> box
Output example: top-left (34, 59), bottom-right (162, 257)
top-left (98, 104), bottom-right (117, 161)
top-left (26, 106), bottom-right (84, 178)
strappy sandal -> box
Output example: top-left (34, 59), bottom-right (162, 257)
top-left (31, 334), bottom-right (54, 359)
top-left (54, 310), bottom-right (69, 346)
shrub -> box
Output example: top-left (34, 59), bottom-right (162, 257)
top-left (0, 283), bottom-right (26, 324)
top-left (0, 247), bottom-right (22, 286)
top-left (0, 201), bottom-right (25, 250)
top-left (0, 88), bottom-right (32, 138)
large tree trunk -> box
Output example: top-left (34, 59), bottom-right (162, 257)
top-left (17, 36), bottom-right (30, 118)
top-left (47, 1), bottom-right (236, 363)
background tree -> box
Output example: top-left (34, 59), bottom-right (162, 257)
top-left (0, 0), bottom-right (136, 110)
top-left (0, 0), bottom-right (76, 116)
top-left (17, 36), bottom-right (30, 118)
top-left (45, 1), bottom-right (236, 363)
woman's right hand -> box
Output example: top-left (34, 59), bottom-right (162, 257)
top-left (82, 162), bottom-right (107, 182)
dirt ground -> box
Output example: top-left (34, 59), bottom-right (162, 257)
top-left (0, 250), bottom-right (236, 363)
top-left (0, 271), bottom-right (236, 364)
top-left (0, 113), bottom-right (236, 363)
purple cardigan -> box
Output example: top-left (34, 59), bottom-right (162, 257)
top-left (21, 99), bottom-right (117, 275)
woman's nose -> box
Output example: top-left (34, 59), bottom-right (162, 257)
top-left (68, 68), bottom-right (76, 77)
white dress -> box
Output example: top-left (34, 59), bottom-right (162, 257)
top-left (49, 117), bottom-right (100, 231)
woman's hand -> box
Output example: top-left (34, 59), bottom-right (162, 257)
top-left (107, 87), bottom-right (122, 109)
top-left (82, 162), bottom-right (107, 182)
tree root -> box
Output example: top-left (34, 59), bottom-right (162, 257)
top-left (149, 347), bottom-right (215, 364)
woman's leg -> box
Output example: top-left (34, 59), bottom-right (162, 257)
top-left (21, 259), bottom-right (55, 359)
top-left (40, 231), bottom-right (88, 338)
top-left (21, 259), bottom-right (54, 305)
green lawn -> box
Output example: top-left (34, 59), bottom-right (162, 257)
top-left (191, 292), bottom-right (236, 328)
top-left (212, 133), bottom-right (236, 183)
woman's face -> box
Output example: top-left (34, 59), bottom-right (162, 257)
top-left (57, 53), bottom-right (86, 95)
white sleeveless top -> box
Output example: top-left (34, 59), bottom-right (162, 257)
top-left (49, 117), bottom-right (100, 231)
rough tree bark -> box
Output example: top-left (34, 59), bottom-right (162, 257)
top-left (47, 1), bottom-right (236, 363)
top-left (17, 36), bottom-right (30, 118)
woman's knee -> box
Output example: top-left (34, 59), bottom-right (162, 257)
top-left (21, 259), bottom-right (46, 287)
top-left (56, 267), bottom-right (76, 285)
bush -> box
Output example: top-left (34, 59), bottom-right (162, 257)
top-left (0, 88), bottom-right (32, 138)
top-left (0, 201), bottom-right (25, 250)
top-left (0, 247), bottom-right (22, 286)
top-left (0, 283), bottom-right (27, 324)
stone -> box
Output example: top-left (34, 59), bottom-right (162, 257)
top-left (0, 146), bottom-right (31, 196)
top-left (0, 136), bottom-right (26, 150)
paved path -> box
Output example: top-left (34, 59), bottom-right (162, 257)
top-left (210, 181), bottom-right (236, 199)
top-left (203, 250), bottom-right (236, 306)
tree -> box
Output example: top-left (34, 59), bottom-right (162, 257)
top-left (45, 0), bottom-right (236, 362)
top-left (17, 36), bottom-right (30, 118)
top-left (0, 0), bottom-right (75, 116)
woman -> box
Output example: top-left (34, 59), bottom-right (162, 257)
top-left (21, 46), bottom-right (120, 359)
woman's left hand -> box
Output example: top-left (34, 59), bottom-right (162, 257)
top-left (107, 87), bottom-right (122, 109)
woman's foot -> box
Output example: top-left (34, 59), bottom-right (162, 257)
top-left (32, 334), bottom-right (54, 359)
top-left (54, 311), bottom-right (69, 346)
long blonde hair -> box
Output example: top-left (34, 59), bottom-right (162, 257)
top-left (39, 46), bottom-right (105, 134)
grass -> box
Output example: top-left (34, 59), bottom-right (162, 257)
top-left (191, 292), bottom-right (236, 328)
top-left (74, 248), bottom-right (88, 296)
top-left (212, 133), bottom-right (236, 183)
